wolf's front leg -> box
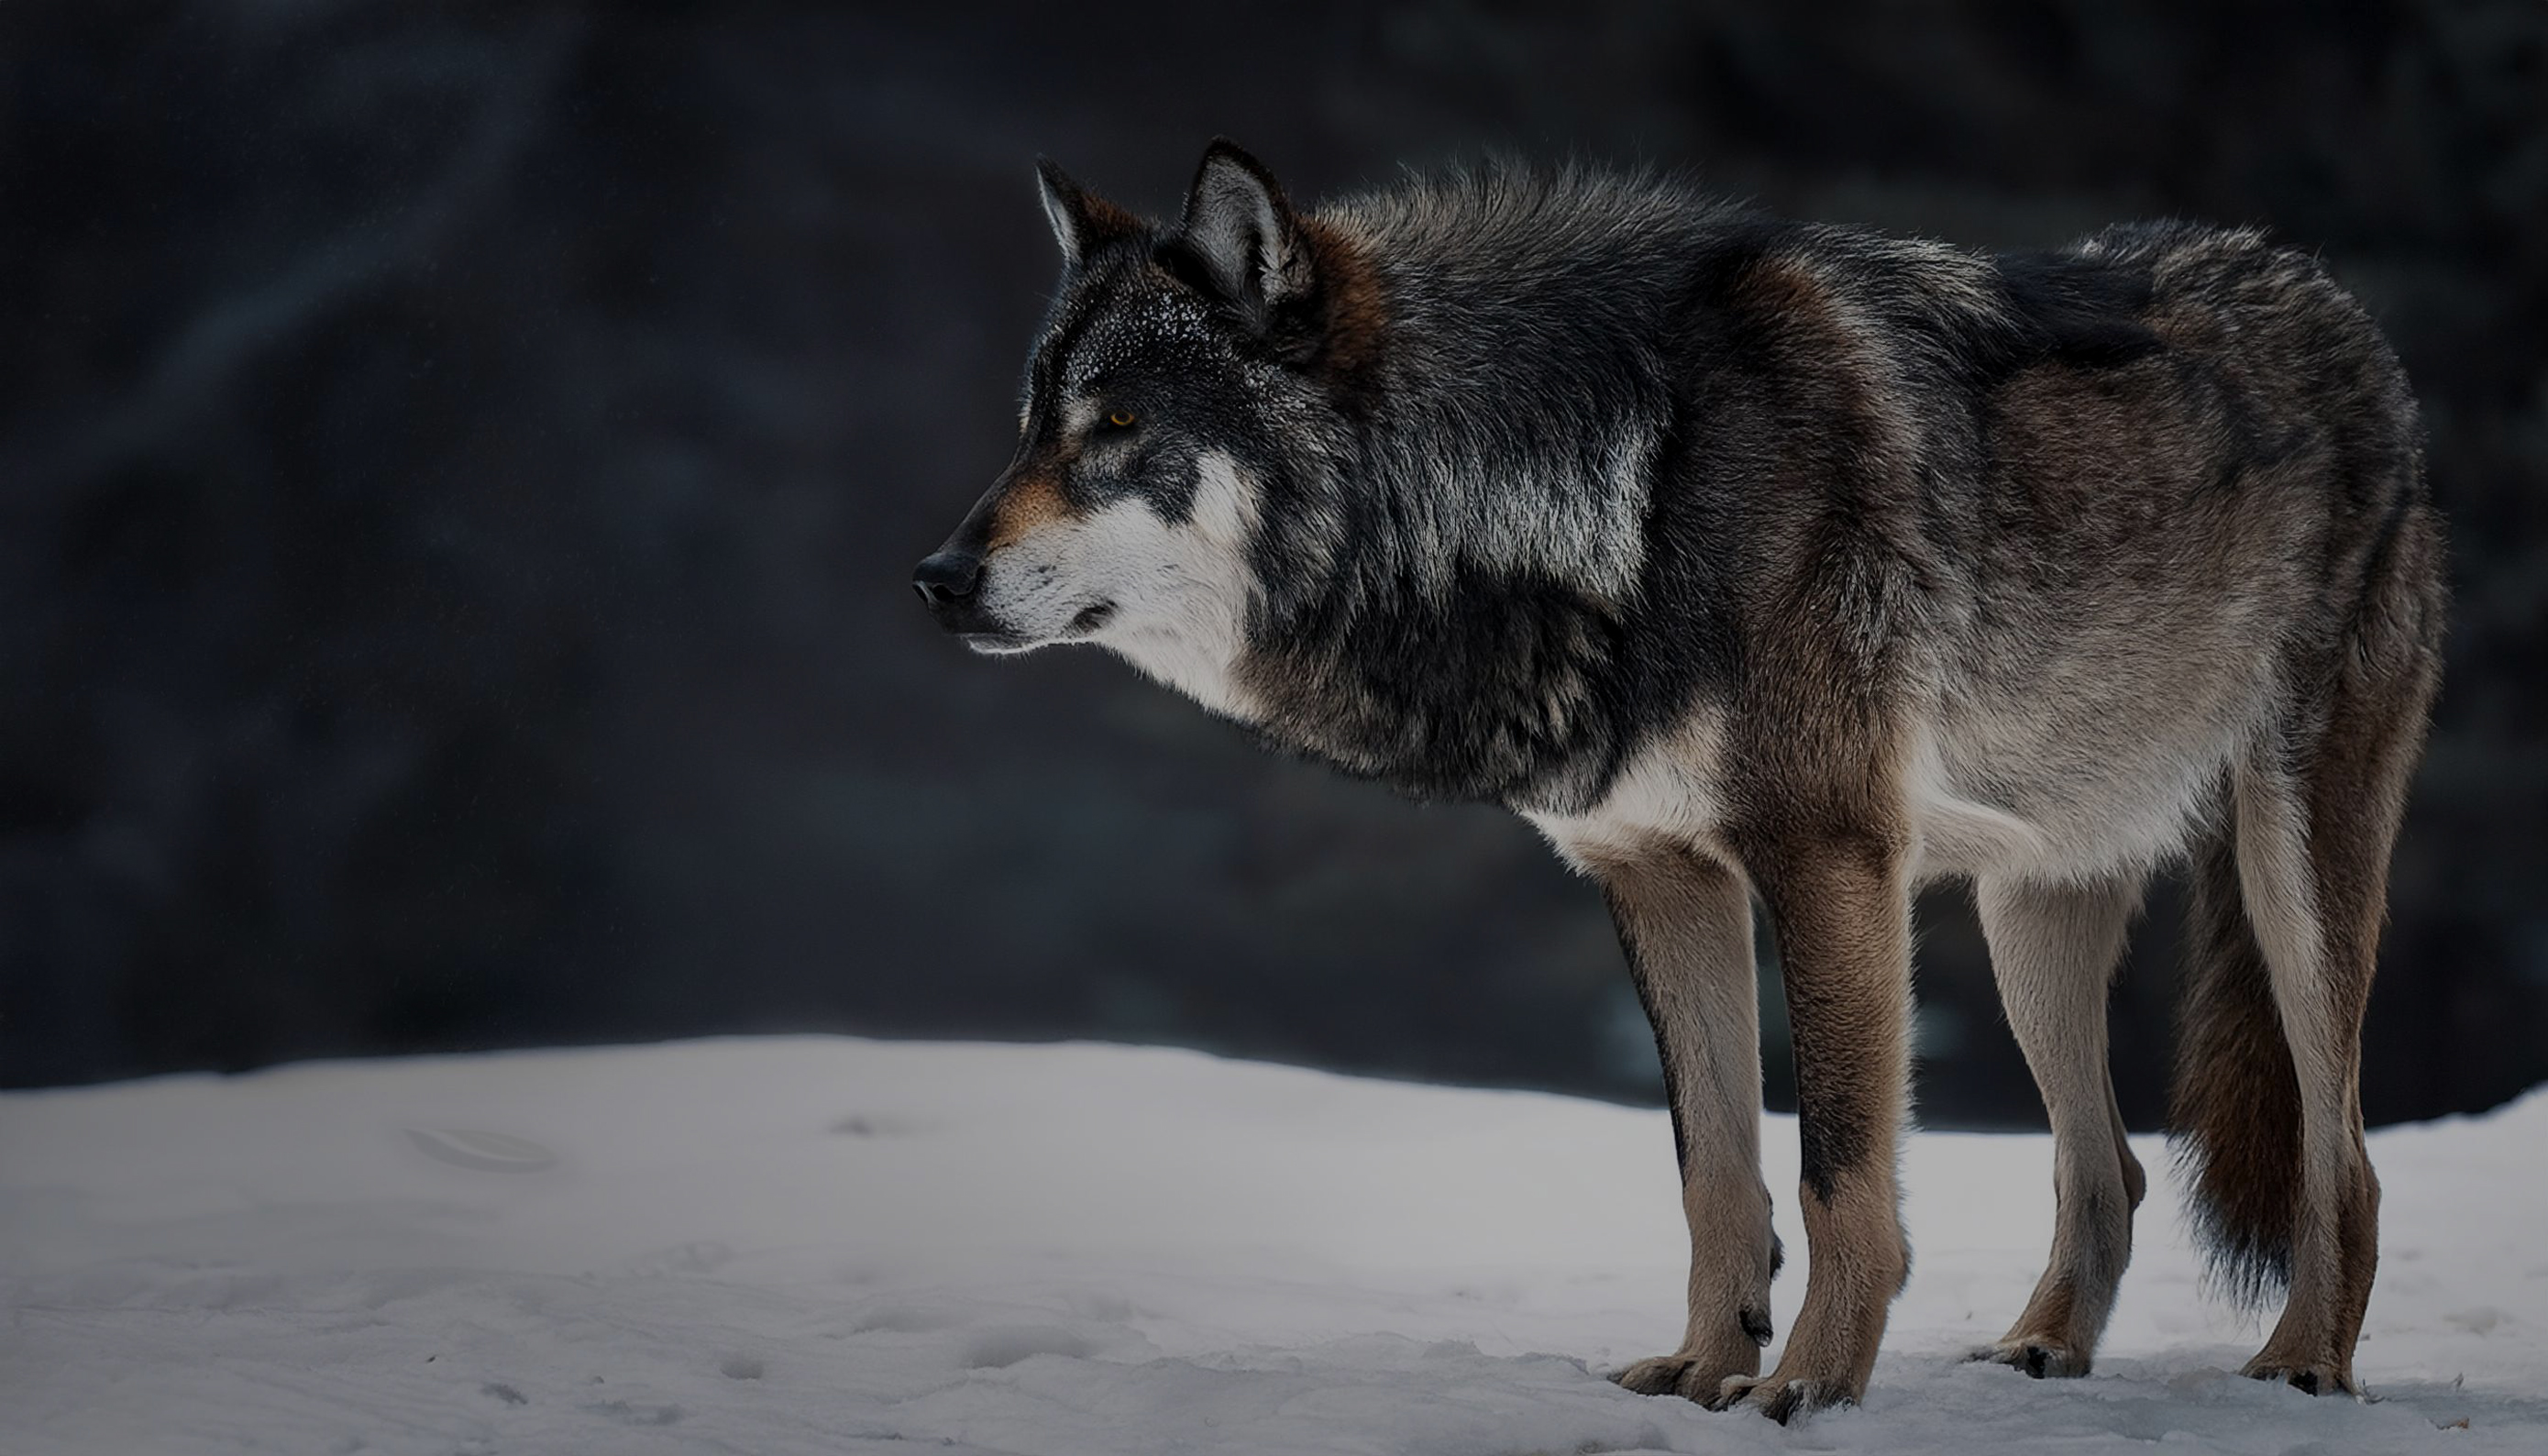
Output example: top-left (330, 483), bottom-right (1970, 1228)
top-left (1592, 843), bottom-right (1778, 1403)
top-left (1712, 835), bottom-right (1912, 1422)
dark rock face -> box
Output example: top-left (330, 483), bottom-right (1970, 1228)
top-left (3, 4), bottom-right (2541, 1127)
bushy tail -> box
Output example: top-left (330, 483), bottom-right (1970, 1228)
top-left (2167, 819), bottom-right (2302, 1308)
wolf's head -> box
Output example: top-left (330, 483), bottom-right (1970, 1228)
top-left (913, 141), bottom-right (1362, 717)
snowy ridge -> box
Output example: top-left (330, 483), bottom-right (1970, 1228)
top-left (2, 1037), bottom-right (2541, 1454)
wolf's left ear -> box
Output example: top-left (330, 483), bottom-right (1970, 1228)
top-left (1174, 139), bottom-right (1312, 329)
top-left (1037, 158), bottom-right (1141, 270)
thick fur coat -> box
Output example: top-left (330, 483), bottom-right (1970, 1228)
top-left (914, 142), bottom-right (2446, 1419)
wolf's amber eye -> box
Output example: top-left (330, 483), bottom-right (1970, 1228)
top-left (1104, 410), bottom-right (1138, 430)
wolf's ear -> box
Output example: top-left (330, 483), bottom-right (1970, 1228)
top-left (1036, 158), bottom-right (1140, 270)
top-left (1174, 139), bottom-right (1311, 328)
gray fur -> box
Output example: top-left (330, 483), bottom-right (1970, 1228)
top-left (915, 142), bottom-right (2448, 1418)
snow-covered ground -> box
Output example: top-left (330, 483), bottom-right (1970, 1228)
top-left (1, 1038), bottom-right (2539, 1454)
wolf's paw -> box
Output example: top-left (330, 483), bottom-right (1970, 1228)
top-left (1705, 1372), bottom-right (1854, 1424)
top-left (1611, 1351), bottom-right (1756, 1402)
top-left (2240, 1353), bottom-right (2360, 1397)
top-left (1968, 1336), bottom-right (2091, 1379)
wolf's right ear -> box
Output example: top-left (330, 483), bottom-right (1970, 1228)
top-left (1036, 158), bottom-right (1140, 270)
top-left (1174, 139), bottom-right (1312, 330)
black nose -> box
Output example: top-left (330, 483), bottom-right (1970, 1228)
top-left (912, 550), bottom-right (982, 608)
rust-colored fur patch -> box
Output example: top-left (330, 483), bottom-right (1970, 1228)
top-left (987, 472), bottom-right (1071, 550)
top-left (1300, 217), bottom-right (1388, 390)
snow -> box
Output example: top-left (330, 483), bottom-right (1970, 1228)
top-left (2, 1037), bottom-right (2540, 1454)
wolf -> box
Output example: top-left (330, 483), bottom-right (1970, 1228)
top-left (912, 140), bottom-right (2446, 1420)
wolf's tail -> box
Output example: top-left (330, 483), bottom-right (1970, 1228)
top-left (2166, 818), bottom-right (2301, 1307)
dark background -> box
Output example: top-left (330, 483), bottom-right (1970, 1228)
top-left (4, 2), bottom-right (2542, 1131)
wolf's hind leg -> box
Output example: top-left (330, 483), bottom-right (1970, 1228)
top-left (1594, 842), bottom-right (1778, 1404)
top-left (2233, 658), bottom-right (2431, 1393)
top-left (2230, 750), bottom-right (2375, 1395)
top-left (1967, 876), bottom-right (2142, 1378)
